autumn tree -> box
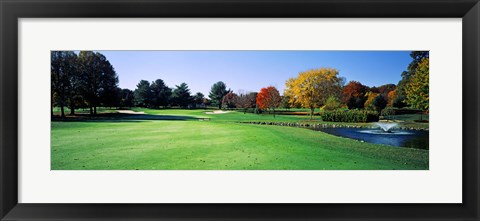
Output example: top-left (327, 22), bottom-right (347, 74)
top-left (209, 81), bottom-right (231, 109)
top-left (405, 57), bottom-right (429, 120)
top-left (404, 51), bottom-right (430, 79)
top-left (222, 92), bottom-right (239, 109)
top-left (387, 89), bottom-right (397, 107)
top-left (322, 96), bottom-right (342, 111)
top-left (284, 68), bottom-right (343, 119)
top-left (342, 81), bottom-right (368, 109)
top-left (376, 84), bottom-right (396, 96)
top-left (394, 51), bottom-right (429, 108)
top-left (235, 92), bottom-right (257, 113)
top-left (364, 92), bottom-right (379, 110)
top-left (256, 86), bottom-right (282, 118)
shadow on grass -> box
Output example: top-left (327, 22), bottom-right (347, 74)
top-left (52, 113), bottom-right (208, 123)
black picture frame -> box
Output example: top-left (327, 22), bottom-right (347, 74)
top-left (1, 0), bottom-right (479, 220)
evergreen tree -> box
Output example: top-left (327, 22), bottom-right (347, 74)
top-left (150, 79), bottom-right (172, 108)
top-left (208, 81), bottom-right (231, 109)
top-left (172, 82), bottom-right (193, 108)
top-left (134, 80), bottom-right (153, 107)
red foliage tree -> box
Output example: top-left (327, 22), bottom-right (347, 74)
top-left (377, 84), bottom-right (397, 96)
top-left (342, 81), bottom-right (368, 109)
top-left (221, 92), bottom-right (238, 109)
top-left (235, 92), bottom-right (257, 113)
top-left (256, 86), bottom-right (282, 118)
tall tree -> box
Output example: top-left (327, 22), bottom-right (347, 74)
top-left (394, 51), bottom-right (429, 108)
top-left (134, 80), bottom-right (152, 107)
top-left (120, 88), bottom-right (134, 108)
top-left (78, 51), bottom-right (118, 115)
top-left (403, 51), bottom-right (430, 79)
top-left (172, 82), bottom-right (193, 108)
top-left (98, 59), bottom-right (120, 109)
top-left (323, 96), bottom-right (342, 111)
top-left (100, 86), bottom-right (121, 108)
top-left (364, 92), bottom-right (380, 110)
top-left (342, 81), bottom-right (368, 109)
top-left (405, 57), bottom-right (429, 119)
top-left (78, 51), bottom-right (99, 115)
top-left (51, 51), bottom-right (80, 117)
top-left (281, 95), bottom-right (291, 109)
top-left (150, 79), bottom-right (172, 108)
top-left (236, 92), bottom-right (257, 114)
top-left (284, 68), bottom-right (343, 119)
top-left (256, 86), bottom-right (282, 118)
top-left (65, 54), bottom-right (83, 115)
top-left (376, 84), bottom-right (397, 97)
top-left (222, 92), bottom-right (239, 109)
top-left (208, 81), bottom-right (231, 109)
top-left (372, 95), bottom-right (388, 112)
top-left (193, 92), bottom-right (205, 106)
top-left (387, 89), bottom-right (397, 107)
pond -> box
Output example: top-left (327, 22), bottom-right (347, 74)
top-left (312, 127), bottom-right (429, 150)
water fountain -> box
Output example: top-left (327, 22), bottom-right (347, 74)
top-left (312, 121), bottom-right (427, 149)
top-left (357, 122), bottom-right (411, 135)
top-left (375, 122), bottom-right (398, 133)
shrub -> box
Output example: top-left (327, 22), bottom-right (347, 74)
top-left (380, 107), bottom-right (397, 116)
top-left (380, 107), bottom-right (422, 116)
top-left (322, 96), bottom-right (342, 111)
top-left (321, 109), bottom-right (379, 123)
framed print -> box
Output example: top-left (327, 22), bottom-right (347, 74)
top-left (1, 0), bottom-right (479, 220)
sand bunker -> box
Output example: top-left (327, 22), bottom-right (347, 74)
top-left (205, 110), bottom-right (231, 114)
top-left (117, 110), bottom-right (145, 114)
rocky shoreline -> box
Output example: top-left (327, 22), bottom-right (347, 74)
top-left (238, 121), bottom-right (429, 131)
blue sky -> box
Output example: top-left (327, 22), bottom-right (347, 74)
top-left (99, 51), bottom-right (412, 95)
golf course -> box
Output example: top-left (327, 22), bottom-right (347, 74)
top-left (51, 50), bottom-right (429, 170)
top-left (51, 108), bottom-right (428, 170)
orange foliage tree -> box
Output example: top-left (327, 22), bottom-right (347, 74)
top-left (256, 86), bottom-right (282, 118)
top-left (364, 92), bottom-right (380, 110)
top-left (342, 81), bottom-right (368, 109)
top-left (387, 89), bottom-right (397, 106)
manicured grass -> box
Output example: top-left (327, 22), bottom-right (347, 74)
top-left (53, 107), bottom-right (118, 114)
top-left (52, 109), bottom-right (428, 170)
top-left (133, 108), bottom-right (308, 122)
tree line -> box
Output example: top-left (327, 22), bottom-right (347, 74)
top-left (51, 51), bottom-right (119, 117)
top-left (283, 51), bottom-right (429, 119)
top-left (52, 51), bottom-right (429, 119)
top-left (131, 79), bottom-right (260, 113)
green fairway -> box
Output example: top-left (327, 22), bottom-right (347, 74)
top-left (51, 109), bottom-right (428, 170)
